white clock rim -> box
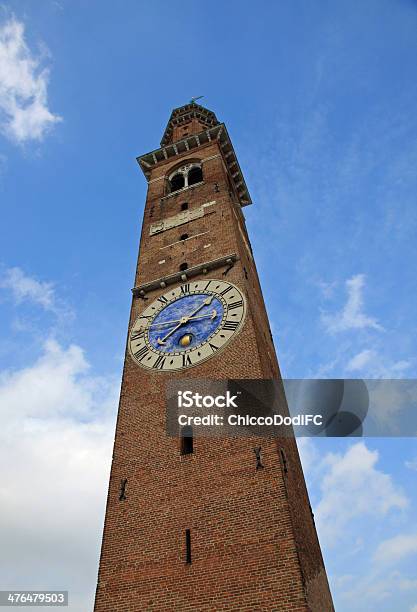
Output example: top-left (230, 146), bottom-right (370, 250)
top-left (128, 279), bottom-right (247, 373)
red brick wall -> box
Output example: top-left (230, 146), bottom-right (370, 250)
top-left (94, 125), bottom-right (334, 611)
top-left (171, 118), bottom-right (208, 143)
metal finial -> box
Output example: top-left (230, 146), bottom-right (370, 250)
top-left (190, 96), bottom-right (204, 104)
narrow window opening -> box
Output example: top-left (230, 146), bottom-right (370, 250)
top-left (180, 233), bottom-right (189, 241)
top-left (185, 529), bottom-right (192, 564)
top-left (181, 202), bottom-right (189, 211)
top-left (280, 449), bottom-right (288, 473)
top-left (179, 262), bottom-right (188, 272)
top-left (119, 478), bottom-right (127, 501)
top-left (188, 166), bottom-right (203, 186)
top-left (170, 173), bottom-right (185, 192)
top-left (180, 425), bottom-right (193, 455)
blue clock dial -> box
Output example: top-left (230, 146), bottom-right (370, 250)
top-left (129, 279), bottom-right (246, 372)
top-left (148, 293), bottom-right (224, 353)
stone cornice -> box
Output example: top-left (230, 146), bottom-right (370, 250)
top-left (136, 123), bottom-right (252, 207)
top-left (132, 253), bottom-right (239, 296)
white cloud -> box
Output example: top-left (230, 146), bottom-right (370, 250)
top-left (411, 605), bottom-right (417, 612)
top-left (306, 440), bottom-right (417, 609)
top-left (0, 17), bottom-right (61, 143)
top-left (321, 274), bottom-right (383, 333)
top-left (316, 442), bottom-right (408, 548)
top-left (346, 348), bottom-right (375, 371)
top-left (297, 437), bottom-right (319, 476)
top-left (310, 356), bottom-right (341, 378)
top-left (317, 279), bottom-right (337, 299)
top-left (0, 338), bottom-right (110, 421)
top-left (405, 457), bottom-right (417, 472)
top-left (346, 348), bottom-right (411, 378)
top-left (340, 570), bottom-right (417, 608)
top-left (0, 338), bottom-right (118, 611)
top-left (367, 379), bottom-right (417, 426)
top-left (0, 266), bottom-right (56, 310)
top-left (374, 534), bottom-right (417, 566)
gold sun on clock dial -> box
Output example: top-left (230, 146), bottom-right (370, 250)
top-left (128, 279), bottom-right (246, 372)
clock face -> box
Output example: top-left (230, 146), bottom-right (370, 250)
top-left (129, 279), bottom-right (246, 372)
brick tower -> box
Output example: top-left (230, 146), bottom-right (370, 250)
top-left (94, 103), bottom-right (334, 611)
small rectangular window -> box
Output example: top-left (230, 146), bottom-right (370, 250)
top-left (185, 529), bottom-right (192, 563)
top-left (180, 425), bottom-right (193, 455)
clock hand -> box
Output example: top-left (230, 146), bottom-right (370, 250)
top-left (150, 317), bottom-right (187, 328)
top-left (190, 309), bottom-right (217, 321)
top-left (157, 317), bottom-right (188, 345)
top-left (156, 311), bottom-right (218, 345)
top-left (184, 296), bottom-right (213, 320)
top-left (151, 310), bottom-right (217, 328)
top-left (157, 297), bottom-right (214, 345)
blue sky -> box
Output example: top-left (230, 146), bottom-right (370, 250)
top-left (0, 1), bottom-right (416, 610)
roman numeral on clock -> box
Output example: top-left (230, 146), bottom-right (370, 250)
top-left (228, 300), bottom-right (243, 310)
top-left (180, 284), bottom-right (190, 294)
top-left (219, 286), bottom-right (233, 297)
top-left (223, 320), bottom-right (239, 331)
top-left (134, 345), bottom-right (149, 361)
top-left (182, 354), bottom-right (192, 367)
top-left (157, 295), bottom-right (168, 305)
top-left (131, 330), bottom-right (145, 341)
top-left (153, 354), bottom-right (166, 369)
